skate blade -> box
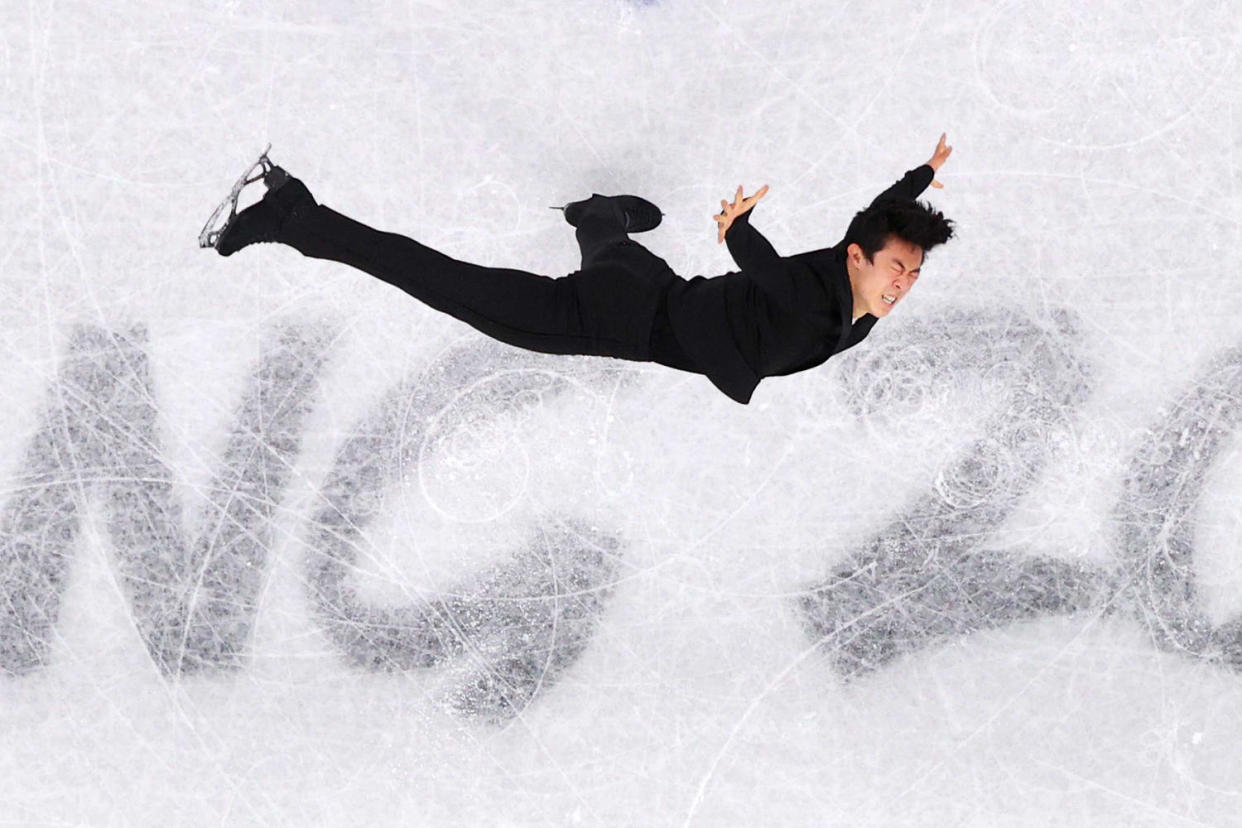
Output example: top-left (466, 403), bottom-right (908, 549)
top-left (198, 143), bottom-right (274, 249)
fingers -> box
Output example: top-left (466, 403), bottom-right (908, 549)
top-left (931, 179), bottom-right (943, 188)
top-left (929, 133), bottom-right (953, 174)
top-left (722, 185), bottom-right (768, 201)
top-left (717, 184), bottom-right (769, 225)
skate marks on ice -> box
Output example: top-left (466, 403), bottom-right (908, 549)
top-left (972, 0), bottom-right (1235, 147)
top-left (0, 326), bottom-right (625, 723)
top-left (802, 311), bottom-right (1242, 680)
top-left (799, 309), bottom-right (1108, 679)
top-left (1115, 347), bottom-right (1242, 668)
top-left (305, 340), bottom-right (622, 724)
top-left (0, 323), bottom-right (329, 675)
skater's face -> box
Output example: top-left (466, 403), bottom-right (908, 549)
top-left (846, 235), bottom-right (923, 320)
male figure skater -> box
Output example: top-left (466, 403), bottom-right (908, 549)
top-left (200, 135), bottom-right (955, 404)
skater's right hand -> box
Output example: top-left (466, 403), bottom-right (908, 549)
top-left (715, 184), bottom-right (769, 243)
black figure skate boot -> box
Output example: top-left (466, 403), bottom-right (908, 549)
top-left (199, 144), bottom-right (317, 257)
top-left (556, 194), bottom-right (664, 233)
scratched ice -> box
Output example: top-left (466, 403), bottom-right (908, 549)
top-left (801, 314), bottom-right (1242, 679)
top-left (305, 339), bottom-right (625, 722)
top-left (1114, 347), bottom-right (1242, 668)
top-left (2, 0), bottom-right (1242, 824)
top-left (798, 309), bottom-right (1112, 678)
top-left (0, 323), bottom-right (329, 675)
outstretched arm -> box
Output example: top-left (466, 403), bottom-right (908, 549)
top-left (713, 185), bottom-right (812, 312)
top-left (869, 133), bottom-right (954, 205)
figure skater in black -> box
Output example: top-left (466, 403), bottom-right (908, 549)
top-left (200, 135), bottom-right (955, 405)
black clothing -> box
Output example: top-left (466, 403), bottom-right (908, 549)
top-left (565, 193), bottom-right (663, 233)
top-left (278, 202), bottom-right (676, 362)
top-left (663, 163), bottom-right (936, 403)
top-left (273, 165), bottom-right (934, 404)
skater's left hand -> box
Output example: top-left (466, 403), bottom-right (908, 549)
top-left (715, 184), bottom-right (769, 243)
top-left (926, 132), bottom-right (952, 189)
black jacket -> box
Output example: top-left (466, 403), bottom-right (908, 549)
top-left (664, 164), bottom-right (936, 404)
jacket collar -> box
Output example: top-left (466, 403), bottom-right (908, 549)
top-left (831, 244), bottom-right (863, 353)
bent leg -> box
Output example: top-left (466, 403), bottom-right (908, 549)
top-left (575, 214), bottom-right (629, 270)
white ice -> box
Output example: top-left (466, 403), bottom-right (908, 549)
top-left (2, 0), bottom-right (1242, 825)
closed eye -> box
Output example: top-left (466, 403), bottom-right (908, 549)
top-left (892, 259), bottom-right (921, 277)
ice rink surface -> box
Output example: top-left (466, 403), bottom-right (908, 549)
top-left (2, 0), bottom-right (1242, 824)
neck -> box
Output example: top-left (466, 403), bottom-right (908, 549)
top-left (844, 256), bottom-right (868, 320)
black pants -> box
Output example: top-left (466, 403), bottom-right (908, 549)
top-left (278, 200), bottom-right (699, 372)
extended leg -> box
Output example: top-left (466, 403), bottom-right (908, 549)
top-left (281, 204), bottom-right (655, 359)
top-left (203, 156), bottom-right (675, 364)
top-left (285, 206), bottom-right (585, 354)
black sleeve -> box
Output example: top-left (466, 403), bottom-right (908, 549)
top-left (724, 210), bottom-right (806, 312)
top-left (869, 164), bottom-right (936, 206)
top-left (725, 209), bottom-right (781, 273)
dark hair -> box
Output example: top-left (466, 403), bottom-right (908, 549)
top-left (843, 197), bottom-right (955, 263)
